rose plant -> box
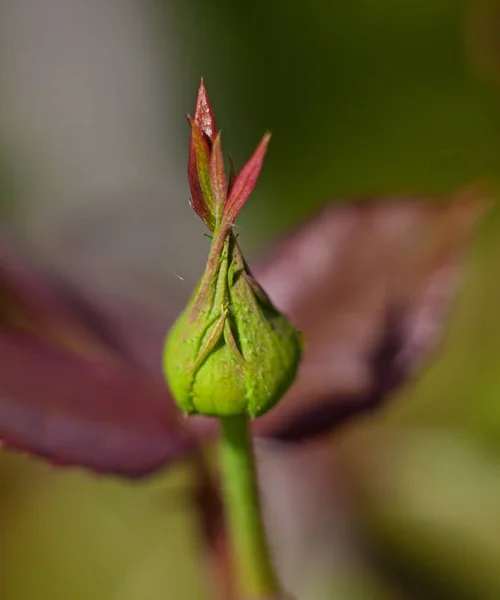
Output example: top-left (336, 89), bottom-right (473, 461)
top-left (0, 80), bottom-right (488, 598)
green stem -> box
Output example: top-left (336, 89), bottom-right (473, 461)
top-left (219, 415), bottom-right (280, 598)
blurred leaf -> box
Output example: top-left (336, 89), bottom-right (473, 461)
top-left (0, 191), bottom-right (489, 475)
top-left (254, 193), bottom-right (489, 440)
top-left (1, 235), bottom-right (193, 476)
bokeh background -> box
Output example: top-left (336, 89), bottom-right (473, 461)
top-left (2, 0), bottom-right (500, 598)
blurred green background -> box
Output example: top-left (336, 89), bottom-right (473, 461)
top-left (2, 0), bottom-right (500, 598)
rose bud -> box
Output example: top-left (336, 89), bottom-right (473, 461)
top-left (163, 80), bottom-right (301, 418)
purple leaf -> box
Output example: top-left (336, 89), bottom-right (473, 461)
top-left (1, 235), bottom-right (193, 476)
top-left (0, 192), bottom-right (487, 476)
top-left (2, 234), bottom-right (155, 369)
top-left (253, 194), bottom-right (489, 440)
top-left (0, 331), bottom-right (192, 477)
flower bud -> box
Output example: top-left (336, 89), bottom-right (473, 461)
top-left (164, 231), bottom-right (301, 417)
top-left (163, 79), bottom-right (302, 418)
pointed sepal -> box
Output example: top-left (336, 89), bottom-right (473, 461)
top-left (188, 117), bottom-right (215, 230)
top-left (223, 133), bottom-right (271, 225)
top-left (209, 132), bottom-right (227, 220)
top-left (187, 79), bottom-right (218, 230)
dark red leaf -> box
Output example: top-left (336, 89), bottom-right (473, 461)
top-left (1, 234), bottom-right (83, 329)
top-left (0, 191), bottom-right (487, 475)
top-left (1, 234), bottom-right (160, 370)
top-left (0, 331), bottom-right (192, 477)
top-left (253, 193), bottom-right (489, 440)
top-left (1, 235), bottom-right (193, 476)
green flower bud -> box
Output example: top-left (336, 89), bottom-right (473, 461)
top-left (163, 79), bottom-right (302, 418)
top-left (164, 231), bottom-right (301, 417)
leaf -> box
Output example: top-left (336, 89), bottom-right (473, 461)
top-left (223, 133), bottom-right (271, 224)
top-left (2, 234), bottom-right (167, 370)
top-left (1, 233), bottom-right (77, 327)
top-left (0, 192), bottom-right (488, 474)
top-left (253, 193), bottom-right (489, 441)
top-left (0, 332), bottom-right (193, 477)
top-left (0, 237), bottom-right (193, 476)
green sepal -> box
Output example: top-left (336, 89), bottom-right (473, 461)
top-left (163, 230), bottom-right (301, 418)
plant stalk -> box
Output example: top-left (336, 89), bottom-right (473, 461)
top-left (219, 415), bottom-right (280, 598)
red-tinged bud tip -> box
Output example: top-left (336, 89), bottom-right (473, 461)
top-left (186, 80), bottom-right (270, 233)
top-left (194, 78), bottom-right (216, 144)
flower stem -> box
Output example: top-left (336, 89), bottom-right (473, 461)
top-left (219, 415), bottom-right (280, 598)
